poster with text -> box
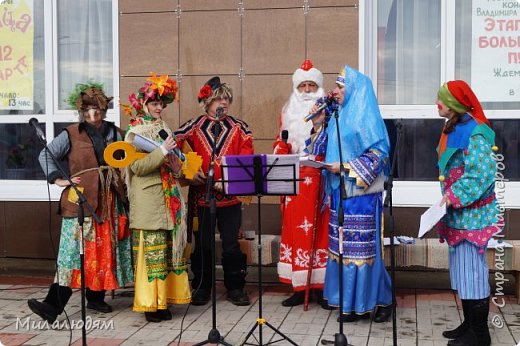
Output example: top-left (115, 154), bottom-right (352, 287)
top-left (0, 0), bottom-right (33, 111)
top-left (471, 0), bottom-right (520, 102)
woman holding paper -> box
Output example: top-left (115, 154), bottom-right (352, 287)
top-left (123, 73), bottom-right (191, 322)
top-left (436, 80), bottom-right (500, 346)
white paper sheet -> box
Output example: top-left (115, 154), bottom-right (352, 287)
top-left (487, 238), bottom-right (512, 249)
top-left (418, 199), bottom-right (447, 238)
top-left (299, 156), bottom-right (330, 169)
top-left (264, 154), bottom-right (300, 195)
top-left (127, 133), bottom-right (160, 153)
top-left (384, 236), bottom-right (416, 246)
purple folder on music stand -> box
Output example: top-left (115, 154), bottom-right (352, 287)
top-left (221, 155), bottom-right (267, 195)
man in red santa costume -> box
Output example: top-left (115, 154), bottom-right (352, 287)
top-left (274, 59), bottom-right (330, 308)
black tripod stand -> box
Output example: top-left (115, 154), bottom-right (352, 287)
top-left (31, 121), bottom-right (102, 346)
top-left (221, 154), bottom-right (299, 346)
top-left (383, 119), bottom-right (403, 346)
top-left (194, 121), bottom-right (232, 346)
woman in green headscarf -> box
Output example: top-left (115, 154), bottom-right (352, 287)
top-left (436, 80), bottom-right (501, 346)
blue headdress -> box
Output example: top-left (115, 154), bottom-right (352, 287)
top-left (325, 65), bottom-right (390, 190)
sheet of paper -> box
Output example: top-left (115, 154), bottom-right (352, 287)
top-left (418, 199), bottom-right (447, 238)
top-left (383, 236), bottom-right (416, 246)
top-left (299, 156), bottom-right (329, 169)
top-left (265, 154), bottom-right (300, 195)
top-left (129, 133), bottom-right (161, 153)
top-left (487, 238), bottom-right (512, 249)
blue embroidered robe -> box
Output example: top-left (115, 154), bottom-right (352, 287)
top-left (310, 128), bottom-right (392, 314)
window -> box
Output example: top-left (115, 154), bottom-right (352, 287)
top-left (57, 0), bottom-right (114, 110)
top-left (0, 0), bottom-right (45, 180)
top-left (377, 0), bottom-right (441, 105)
top-left (367, 0), bottom-right (520, 207)
top-left (0, 0), bottom-right (118, 200)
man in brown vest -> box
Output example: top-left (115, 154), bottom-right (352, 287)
top-left (28, 82), bottom-right (133, 323)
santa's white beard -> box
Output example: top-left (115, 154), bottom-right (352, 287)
top-left (280, 87), bottom-right (325, 154)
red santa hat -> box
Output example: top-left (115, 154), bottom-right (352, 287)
top-left (292, 59), bottom-right (323, 90)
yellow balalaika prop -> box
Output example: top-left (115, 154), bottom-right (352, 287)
top-left (104, 141), bottom-right (203, 179)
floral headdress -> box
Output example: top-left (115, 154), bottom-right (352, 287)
top-left (66, 81), bottom-right (112, 112)
top-left (122, 72), bottom-right (178, 123)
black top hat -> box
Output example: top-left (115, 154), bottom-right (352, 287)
top-left (206, 76), bottom-right (221, 90)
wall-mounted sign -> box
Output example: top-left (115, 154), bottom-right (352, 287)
top-left (0, 0), bottom-right (33, 111)
top-left (471, 0), bottom-right (520, 102)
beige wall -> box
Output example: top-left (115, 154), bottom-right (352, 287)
top-left (117, 0), bottom-right (359, 238)
top-left (119, 0), bottom-right (359, 153)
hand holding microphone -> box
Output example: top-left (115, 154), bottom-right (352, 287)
top-left (274, 130), bottom-right (291, 155)
top-left (158, 129), bottom-right (185, 161)
top-left (304, 91), bottom-right (336, 123)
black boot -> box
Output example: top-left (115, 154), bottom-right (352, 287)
top-left (86, 289), bottom-right (112, 313)
top-left (281, 291), bottom-right (305, 307)
top-left (337, 312), bottom-right (371, 322)
top-left (145, 311), bottom-right (162, 323)
top-left (28, 283), bottom-right (72, 323)
top-left (314, 289), bottom-right (336, 310)
top-left (190, 252), bottom-right (212, 305)
top-left (27, 299), bottom-right (58, 323)
top-left (191, 288), bottom-right (211, 306)
top-left (448, 297), bottom-right (490, 346)
top-left (222, 253), bottom-right (250, 306)
top-left (157, 308), bottom-right (172, 320)
top-left (443, 299), bottom-right (470, 339)
top-left (472, 298), bottom-right (491, 346)
top-left (374, 305), bottom-right (392, 323)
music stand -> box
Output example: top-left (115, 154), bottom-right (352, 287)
top-left (221, 154), bottom-right (300, 346)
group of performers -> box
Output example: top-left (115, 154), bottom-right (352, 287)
top-left (27, 76), bottom-right (253, 323)
top-left (26, 60), bottom-right (499, 346)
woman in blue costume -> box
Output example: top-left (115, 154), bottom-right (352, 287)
top-left (309, 65), bottom-right (392, 322)
top-left (436, 80), bottom-right (500, 346)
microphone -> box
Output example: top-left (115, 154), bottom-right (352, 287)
top-left (216, 107), bottom-right (224, 120)
top-left (281, 130), bottom-right (288, 143)
top-left (304, 102), bottom-right (329, 122)
top-left (29, 118), bottom-right (46, 142)
top-left (158, 129), bottom-right (185, 161)
top-left (304, 96), bottom-right (335, 122)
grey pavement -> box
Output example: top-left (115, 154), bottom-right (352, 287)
top-left (0, 275), bottom-right (519, 346)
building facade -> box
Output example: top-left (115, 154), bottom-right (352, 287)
top-left (0, 0), bottom-right (518, 260)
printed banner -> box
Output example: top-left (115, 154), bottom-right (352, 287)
top-left (0, 0), bottom-right (33, 110)
top-left (471, 0), bottom-right (520, 102)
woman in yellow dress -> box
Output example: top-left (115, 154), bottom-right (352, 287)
top-left (124, 74), bottom-right (191, 322)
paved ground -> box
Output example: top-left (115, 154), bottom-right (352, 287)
top-left (1, 275), bottom-right (520, 346)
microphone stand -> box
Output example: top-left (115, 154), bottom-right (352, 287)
top-left (383, 120), bottom-right (403, 346)
top-left (33, 130), bottom-right (102, 346)
top-left (322, 109), bottom-right (352, 346)
top-left (194, 120), bottom-right (232, 346)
